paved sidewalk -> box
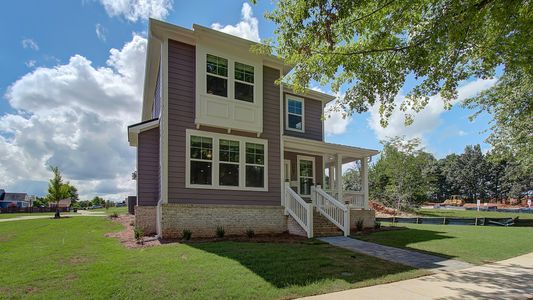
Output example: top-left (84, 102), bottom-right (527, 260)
top-left (319, 236), bottom-right (473, 272)
top-left (0, 212), bottom-right (106, 222)
top-left (301, 252), bottom-right (533, 299)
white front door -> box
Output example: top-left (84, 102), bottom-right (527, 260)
top-left (297, 155), bottom-right (315, 196)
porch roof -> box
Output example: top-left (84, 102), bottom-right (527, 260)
top-left (127, 118), bottom-right (159, 147)
top-left (283, 136), bottom-right (379, 159)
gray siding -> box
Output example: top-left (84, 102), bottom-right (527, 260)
top-left (284, 151), bottom-right (323, 186)
top-left (284, 93), bottom-right (323, 141)
top-left (137, 127), bottom-right (160, 206)
top-left (166, 39), bottom-right (281, 206)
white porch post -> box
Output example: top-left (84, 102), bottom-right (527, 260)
top-left (328, 163), bottom-right (334, 192)
top-left (362, 157), bottom-right (369, 209)
top-left (336, 154), bottom-right (343, 202)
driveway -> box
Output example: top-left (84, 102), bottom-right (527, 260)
top-left (300, 251), bottom-right (533, 299)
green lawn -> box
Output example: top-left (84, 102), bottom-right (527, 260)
top-left (0, 217), bottom-right (425, 299)
top-left (416, 208), bottom-right (533, 219)
top-left (0, 212), bottom-right (54, 219)
top-left (87, 206), bottom-right (128, 215)
top-left (356, 223), bottom-right (533, 265)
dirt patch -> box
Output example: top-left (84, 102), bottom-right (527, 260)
top-left (106, 215), bottom-right (309, 249)
top-left (370, 201), bottom-right (415, 217)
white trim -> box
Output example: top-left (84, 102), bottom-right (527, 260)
top-left (285, 95), bottom-right (305, 133)
top-left (283, 159), bottom-right (291, 183)
top-left (284, 135), bottom-right (380, 158)
top-left (162, 38), bottom-right (169, 204)
top-left (279, 71), bottom-right (285, 207)
top-left (185, 129), bottom-right (268, 192)
top-left (297, 155), bottom-right (315, 196)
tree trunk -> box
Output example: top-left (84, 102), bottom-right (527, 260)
top-left (54, 201), bottom-right (61, 219)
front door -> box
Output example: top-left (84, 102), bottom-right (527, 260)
top-left (297, 156), bottom-right (315, 196)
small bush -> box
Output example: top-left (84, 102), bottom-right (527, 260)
top-left (110, 212), bottom-right (119, 218)
top-left (134, 227), bottom-right (144, 244)
top-left (129, 221), bottom-right (134, 226)
top-left (374, 221), bottom-right (381, 230)
top-left (245, 228), bottom-right (255, 238)
top-left (356, 219), bottom-right (364, 232)
top-left (216, 226), bottom-right (225, 238)
top-left (182, 229), bottom-right (192, 240)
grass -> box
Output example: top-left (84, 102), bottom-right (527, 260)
top-left (355, 223), bottom-right (533, 265)
top-left (87, 206), bottom-right (128, 215)
top-left (0, 217), bottom-right (426, 299)
top-left (416, 208), bottom-right (533, 219)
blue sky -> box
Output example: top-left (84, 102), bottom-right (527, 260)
top-left (0, 0), bottom-right (495, 199)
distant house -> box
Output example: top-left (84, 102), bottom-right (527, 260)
top-left (0, 189), bottom-right (31, 208)
top-left (49, 199), bottom-right (72, 209)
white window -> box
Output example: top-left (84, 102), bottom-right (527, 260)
top-left (234, 62), bottom-right (254, 103)
top-left (297, 156), bottom-right (315, 196)
top-left (286, 95), bottom-right (305, 132)
top-left (206, 54), bottom-right (228, 98)
top-left (186, 130), bottom-right (268, 191)
top-left (189, 136), bottom-right (213, 185)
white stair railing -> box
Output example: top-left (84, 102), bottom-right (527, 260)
top-left (344, 191), bottom-right (366, 208)
top-left (312, 186), bottom-right (350, 236)
top-left (284, 183), bottom-right (313, 238)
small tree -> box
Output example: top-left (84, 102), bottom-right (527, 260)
top-left (45, 166), bottom-right (71, 218)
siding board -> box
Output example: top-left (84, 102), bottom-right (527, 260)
top-left (166, 39), bottom-right (281, 206)
top-left (137, 127), bottom-right (160, 206)
top-left (283, 94), bottom-right (323, 141)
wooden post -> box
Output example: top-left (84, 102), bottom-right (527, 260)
top-left (362, 157), bottom-right (369, 209)
top-left (443, 217), bottom-right (446, 225)
top-left (307, 203), bottom-right (314, 238)
top-left (336, 154), bottom-right (343, 202)
top-left (475, 217), bottom-right (478, 226)
top-left (344, 209), bottom-right (350, 236)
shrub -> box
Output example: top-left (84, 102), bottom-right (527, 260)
top-left (182, 229), bottom-right (192, 240)
top-left (216, 226), bottom-right (225, 238)
top-left (110, 212), bottom-right (119, 218)
top-left (129, 221), bottom-right (134, 226)
top-left (245, 228), bottom-right (255, 238)
top-left (374, 221), bottom-right (381, 230)
top-left (356, 219), bottom-right (364, 232)
top-left (134, 227), bottom-right (144, 244)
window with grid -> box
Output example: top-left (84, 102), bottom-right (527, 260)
top-left (206, 54), bottom-right (228, 97)
top-left (287, 98), bottom-right (304, 131)
top-left (245, 143), bottom-right (265, 188)
top-left (234, 62), bottom-right (254, 102)
top-left (219, 139), bottom-right (240, 186)
top-left (189, 136), bottom-right (213, 185)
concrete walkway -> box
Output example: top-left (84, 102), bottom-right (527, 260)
top-left (0, 211), bottom-right (106, 222)
top-left (319, 236), bottom-right (473, 272)
top-left (301, 252), bottom-right (533, 299)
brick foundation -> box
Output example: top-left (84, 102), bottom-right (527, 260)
top-left (134, 206), bottom-right (157, 235)
top-left (160, 204), bottom-right (287, 239)
top-left (287, 215), bottom-right (308, 237)
top-left (350, 209), bottom-right (376, 230)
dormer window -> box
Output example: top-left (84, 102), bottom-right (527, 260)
top-left (234, 62), bottom-right (254, 102)
top-left (286, 95), bottom-right (305, 132)
top-left (206, 54), bottom-right (228, 97)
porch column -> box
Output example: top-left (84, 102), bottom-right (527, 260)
top-left (336, 154), bottom-right (343, 201)
top-left (328, 163), bottom-right (334, 192)
top-left (362, 157), bottom-right (369, 209)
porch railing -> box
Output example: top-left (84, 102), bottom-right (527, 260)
top-left (284, 183), bottom-right (313, 238)
top-left (312, 186), bottom-right (350, 236)
top-left (344, 191), bottom-right (367, 209)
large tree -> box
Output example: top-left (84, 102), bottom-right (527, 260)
top-left (258, 0), bottom-right (532, 167)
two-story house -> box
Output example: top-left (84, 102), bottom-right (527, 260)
top-left (127, 19), bottom-right (378, 239)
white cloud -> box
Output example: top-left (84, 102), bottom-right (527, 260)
top-left (25, 60), bottom-right (36, 68)
top-left (458, 130), bottom-right (468, 136)
top-left (368, 78), bottom-right (497, 142)
top-left (96, 23), bottom-right (107, 41)
top-left (324, 98), bottom-right (351, 136)
top-left (99, 0), bottom-right (173, 22)
top-left (211, 3), bottom-right (260, 42)
top-left (21, 38), bottom-right (39, 51)
top-left (1, 34), bottom-right (147, 200)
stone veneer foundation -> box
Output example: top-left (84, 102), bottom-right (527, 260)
top-left (134, 206), bottom-right (157, 235)
top-left (160, 204), bottom-right (287, 239)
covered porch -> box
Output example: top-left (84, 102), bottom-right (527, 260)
top-left (283, 136), bottom-right (379, 209)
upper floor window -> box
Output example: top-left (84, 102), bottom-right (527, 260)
top-left (234, 62), bottom-right (254, 102)
top-left (206, 54), bottom-right (228, 97)
top-left (286, 96), bottom-right (305, 132)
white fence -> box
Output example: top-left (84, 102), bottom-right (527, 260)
top-left (284, 183), bottom-right (313, 238)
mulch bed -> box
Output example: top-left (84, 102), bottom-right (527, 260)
top-left (105, 215), bottom-right (308, 249)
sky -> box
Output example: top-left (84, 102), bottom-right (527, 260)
top-left (0, 0), bottom-right (496, 200)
